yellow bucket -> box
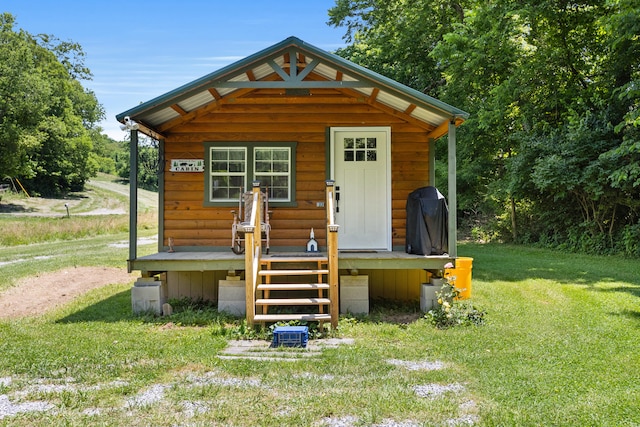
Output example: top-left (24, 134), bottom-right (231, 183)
top-left (445, 257), bottom-right (473, 299)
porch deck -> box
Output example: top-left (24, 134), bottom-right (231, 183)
top-left (130, 249), bottom-right (452, 276)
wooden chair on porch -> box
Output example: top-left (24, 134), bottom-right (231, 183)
top-left (231, 187), bottom-right (271, 254)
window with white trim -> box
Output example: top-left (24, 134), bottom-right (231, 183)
top-left (209, 147), bottom-right (247, 201)
top-left (254, 147), bottom-right (290, 201)
top-left (205, 143), bottom-right (295, 204)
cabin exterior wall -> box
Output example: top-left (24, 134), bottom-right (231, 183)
top-left (161, 99), bottom-right (431, 252)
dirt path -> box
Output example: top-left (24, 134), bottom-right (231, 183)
top-left (0, 267), bottom-right (137, 319)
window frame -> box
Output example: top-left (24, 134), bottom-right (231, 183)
top-left (204, 142), bottom-right (297, 207)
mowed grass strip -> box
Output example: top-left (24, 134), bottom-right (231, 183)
top-left (0, 212), bottom-right (156, 246)
top-left (0, 242), bottom-right (638, 425)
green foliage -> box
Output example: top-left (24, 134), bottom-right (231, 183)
top-left (0, 215), bottom-right (129, 246)
top-left (620, 223), bottom-right (640, 257)
top-left (116, 136), bottom-right (159, 192)
top-left (0, 13), bottom-right (110, 196)
top-left (426, 279), bottom-right (486, 329)
top-left (89, 128), bottom-right (123, 174)
top-left (330, 0), bottom-right (640, 256)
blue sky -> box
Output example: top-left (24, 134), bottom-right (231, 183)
top-left (3, 1), bottom-right (347, 140)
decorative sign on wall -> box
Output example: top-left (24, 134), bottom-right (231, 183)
top-left (170, 159), bottom-right (205, 172)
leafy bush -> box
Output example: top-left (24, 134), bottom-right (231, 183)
top-left (426, 278), bottom-right (486, 329)
top-left (620, 223), bottom-right (640, 257)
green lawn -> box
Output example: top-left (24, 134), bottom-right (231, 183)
top-left (1, 242), bottom-right (639, 426)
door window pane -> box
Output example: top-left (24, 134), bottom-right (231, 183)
top-left (343, 136), bottom-right (377, 162)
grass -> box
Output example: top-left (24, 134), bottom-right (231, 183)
top-left (0, 232), bottom-right (158, 293)
top-left (0, 213), bottom-right (156, 246)
top-left (1, 182), bottom-right (639, 425)
top-left (0, 174), bottom-right (157, 247)
top-left (1, 241), bottom-right (638, 425)
top-left (0, 174), bottom-right (157, 292)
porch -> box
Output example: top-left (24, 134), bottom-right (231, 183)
top-left (130, 182), bottom-right (454, 328)
top-left (130, 248), bottom-right (453, 276)
top-left (131, 247), bottom-right (452, 328)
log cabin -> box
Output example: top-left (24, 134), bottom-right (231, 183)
top-left (117, 37), bottom-right (468, 327)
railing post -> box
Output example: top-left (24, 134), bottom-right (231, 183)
top-left (244, 181), bottom-right (262, 326)
top-left (251, 181), bottom-right (262, 254)
top-left (244, 227), bottom-right (255, 326)
top-left (326, 180), bottom-right (340, 329)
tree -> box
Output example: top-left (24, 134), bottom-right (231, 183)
top-left (116, 134), bottom-right (159, 192)
top-left (328, 0), bottom-right (467, 93)
top-left (328, 0), bottom-right (640, 254)
top-left (90, 128), bottom-right (122, 175)
top-left (0, 13), bottom-right (104, 196)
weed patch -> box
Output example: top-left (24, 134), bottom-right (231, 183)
top-left (426, 278), bottom-right (486, 329)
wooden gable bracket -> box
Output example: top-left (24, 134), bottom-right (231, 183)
top-left (135, 121), bottom-right (166, 141)
top-left (266, 49), bottom-right (320, 84)
top-left (288, 48), bottom-right (298, 79)
top-left (212, 49), bottom-right (368, 88)
top-left (267, 58), bottom-right (290, 81)
top-left (367, 88), bottom-right (380, 104)
top-left (170, 104), bottom-right (188, 116)
top-left (208, 88), bottom-right (222, 100)
top-left (157, 87), bottom-right (257, 133)
top-left (425, 117), bottom-right (465, 141)
top-left (159, 71), bottom-right (296, 133)
top-left (338, 87), bottom-right (436, 133)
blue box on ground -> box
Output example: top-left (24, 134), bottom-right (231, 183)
top-left (272, 326), bottom-right (309, 348)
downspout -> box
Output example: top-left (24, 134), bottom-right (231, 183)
top-left (447, 120), bottom-right (457, 258)
top-left (128, 129), bottom-right (139, 272)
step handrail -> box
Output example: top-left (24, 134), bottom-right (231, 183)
top-left (325, 180), bottom-right (340, 328)
top-left (244, 181), bottom-right (262, 325)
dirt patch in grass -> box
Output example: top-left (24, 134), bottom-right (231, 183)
top-left (0, 267), bottom-right (136, 319)
top-left (379, 312), bottom-right (423, 324)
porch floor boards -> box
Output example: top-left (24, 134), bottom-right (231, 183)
top-left (132, 250), bottom-right (452, 275)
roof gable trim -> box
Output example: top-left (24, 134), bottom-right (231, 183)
top-left (117, 36), bottom-right (469, 129)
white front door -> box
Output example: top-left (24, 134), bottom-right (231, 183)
top-left (331, 127), bottom-right (391, 250)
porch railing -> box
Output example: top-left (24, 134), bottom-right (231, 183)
top-left (244, 182), bottom-right (262, 325)
top-left (326, 180), bottom-right (340, 328)
top-left (244, 181), bottom-right (339, 328)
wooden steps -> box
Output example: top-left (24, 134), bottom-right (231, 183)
top-left (257, 283), bottom-right (330, 291)
top-left (256, 298), bottom-right (331, 306)
top-left (259, 269), bottom-right (328, 277)
top-left (262, 256), bottom-right (328, 262)
top-left (253, 255), bottom-right (332, 324)
top-left (253, 313), bottom-right (332, 322)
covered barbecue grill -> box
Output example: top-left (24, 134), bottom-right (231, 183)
top-left (405, 186), bottom-right (449, 255)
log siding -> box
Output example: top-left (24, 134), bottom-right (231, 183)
top-left (162, 91), bottom-right (430, 251)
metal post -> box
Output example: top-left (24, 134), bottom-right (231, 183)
top-left (128, 129), bottom-right (139, 270)
top-left (157, 138), bottom-right (165, 253)
top-left (447, 121), bottom-right (457, 258)
top-left (428, 138), bottom-right (436, 187)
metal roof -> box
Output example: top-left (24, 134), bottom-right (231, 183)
top-left (116, 36), bottom-right (468, 140)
